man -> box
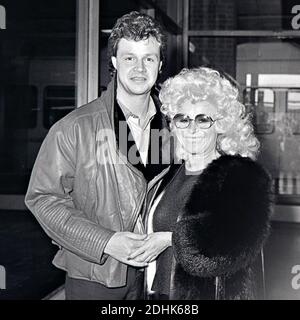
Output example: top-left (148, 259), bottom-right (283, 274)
top-left (25, 11), bottom-right (170, 300)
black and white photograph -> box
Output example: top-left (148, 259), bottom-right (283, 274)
top-left (0, 0), bottom-right (300, 306)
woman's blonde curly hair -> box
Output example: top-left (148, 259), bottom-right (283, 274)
top-left (159, 67), bottom-right (260, 159)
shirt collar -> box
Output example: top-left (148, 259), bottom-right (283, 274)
top-left (117, 97), bottom-right (157, 130)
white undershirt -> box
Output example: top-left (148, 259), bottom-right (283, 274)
top-left (127, 116), bottom-right (149, 166)
top-left (117, 98), bottom-right (156, 166)
top-left (146, 189), bottom-right (166, 294)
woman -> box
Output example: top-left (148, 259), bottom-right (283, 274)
top-left (129, 67), bottom-right (272, 300)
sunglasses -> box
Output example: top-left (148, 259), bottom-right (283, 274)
top-left (172, 113), bottom-right (222, 129)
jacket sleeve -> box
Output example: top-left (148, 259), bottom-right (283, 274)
top-left (172, 214), bottom-right (269, 277)
top-left (25, 120), bottom-right (114, 265)
top-left (172, 159), bottom-right (272, 278)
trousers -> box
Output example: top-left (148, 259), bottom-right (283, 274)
top-left (65, 266), bottom-right (144, 300)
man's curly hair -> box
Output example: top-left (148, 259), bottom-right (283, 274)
top-left (108, 11), bottom-right (166, 75)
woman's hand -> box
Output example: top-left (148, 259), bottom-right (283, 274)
top-left (128, 232), bottom-right (172, 263)
top-left (104, 232), bottom-right (149, 267)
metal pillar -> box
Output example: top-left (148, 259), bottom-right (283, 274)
top-left (76, 0), bottom-right (99, 107)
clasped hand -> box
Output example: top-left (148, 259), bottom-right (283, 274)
top-left (104, 231), bottom-right (172, 267)
top-left (128, 231), bottom-right (172, 264)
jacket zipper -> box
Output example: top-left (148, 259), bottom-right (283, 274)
top-left (142, 166), bottom-right (171, 232)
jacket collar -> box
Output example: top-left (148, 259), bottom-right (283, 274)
top-left (102, 74), bottom-right (164, 128)
top-left (101, 74), bottom-right (173, 180)
top-left (99, 73), bottom-right (117, 129)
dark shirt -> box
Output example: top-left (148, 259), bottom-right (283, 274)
top-left (152, 164), bottom-right (201, 295)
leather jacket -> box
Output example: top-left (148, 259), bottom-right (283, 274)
top-left (25, 77), bottom-right (170, 287)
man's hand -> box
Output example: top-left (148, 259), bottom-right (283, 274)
top-left (128, 232), bottom-right (172, 263)
top-left (104, 232), bottom-right (148, 267)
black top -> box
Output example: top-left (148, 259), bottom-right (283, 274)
top-left (151, 164), bottom-right (201, 295)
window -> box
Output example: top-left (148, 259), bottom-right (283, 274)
top-left (287, 90), bottom-right (300, 135)
top-left (243, 88), bottom-right (275, 134)
top-left (4, 85), bottom-right (37, 129)
top-left (43, 86), bottom-right (75, 129)
top-left (187, 34), bottom-right (300, 204)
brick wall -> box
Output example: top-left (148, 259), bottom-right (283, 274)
top-left (154, 0), bottom-right (168, 14)
top-left (237, 0), bottom-right (282, 29)
top-left (189, 0), bottom-right (237, 77)
top-left (188, 0), bottom-right (284, 77)
top-left (190, 0), bottom-right (236, 30)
